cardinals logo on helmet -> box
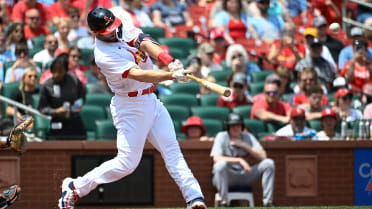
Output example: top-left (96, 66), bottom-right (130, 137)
top-left (104, 16), bottom-right (113, 26)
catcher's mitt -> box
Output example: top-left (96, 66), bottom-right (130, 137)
top-left (7, 117), bottom-right (34, 153)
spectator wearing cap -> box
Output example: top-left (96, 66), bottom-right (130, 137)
top-left (225, 44), bottom-right (260, 82)
top-left (275, 107), bottom-right (317, 140)
top-left (267, 24), bottom-right (306, 69)
top-left (340, 39), bottom-right (372, 92)
top-left (303, 27), bottom-right (337, 69)
top-left (295, 37), bottom-right (337, 88)
top-left (338, 27), bottom-right (372, 69)
top-left (209, 28), bottom-right (228, 65)
top-left (182, 116), bottom-right (212, 141)
top-left (218, 72), bottom-right (252, 108)
top-left (298, 85), bottom-right (327, 121)
top-left (313, 16), bottom-right (344, 62)
top-left (317, 108), bottom-right (340, 140)
top-left (248, 0), bottom-right (285, 42)
top-left (23, 8), bottom-right (51, 39)
top-left (210, 112), bottom-right (275, 207)
top-left (197, 43), bottom-right (223, 78)
top-left (363, 84), bottom-right (372, 119)
top-left (251, 77), bottom-right (291, 124)
top-left (333, 88), bottom-right (362, 122)
top-left (212, 0), bottom-right (253, 42)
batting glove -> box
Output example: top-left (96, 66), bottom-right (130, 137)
top-left (168, 59), bottom-right (184, 72)
top-left (171, 69), bottom-right (193, 82)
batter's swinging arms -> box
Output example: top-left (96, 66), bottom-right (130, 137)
top-left (58, 7), bottom-right (207, 209)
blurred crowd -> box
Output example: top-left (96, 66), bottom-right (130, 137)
top-left (0, 0), bottom-right (370, 141)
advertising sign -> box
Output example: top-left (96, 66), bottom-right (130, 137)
top-left (355, 148), bottom-right (372, 206)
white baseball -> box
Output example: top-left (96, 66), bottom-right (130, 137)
top-left (329, 22), bottom-right (340, 34)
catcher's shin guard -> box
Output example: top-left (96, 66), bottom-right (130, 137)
top-left (0, 185), bottom-right (21, 209)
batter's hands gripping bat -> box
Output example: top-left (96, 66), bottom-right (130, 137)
top-left (186, 74), bottom-right (231, 97)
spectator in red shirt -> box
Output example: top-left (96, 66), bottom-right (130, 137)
top-left (250, 78), bottom-right (291, 123)
top-left (210, 28), bottom-right (228, 65)
top-left (48, 0), bottom-right (70, 25)
top-left (11, 0), bottom-right (51, 26)
top-left (293, 68), bottom-right (328, 106)
top-left (268, 24), bottom-right (305, 70)
top-left (40, 46), bottom-right (87, 85)
top-left (298, 85), bottom-right (327, 121)
top-left (218, 72), bottom-right (252, 108)
top-left (24, 8), bottom-right (50, 39)
top-left (340, 39), bottom-right (372, 92)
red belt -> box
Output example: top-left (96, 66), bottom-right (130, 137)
top-left (127, 85), bottom-right (155, 97)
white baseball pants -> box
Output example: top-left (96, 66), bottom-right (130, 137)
top-left (73, 93), bottom-right (204, 202)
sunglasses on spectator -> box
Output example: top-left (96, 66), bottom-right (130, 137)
top-left (28, 16), bottom-right (40, 20)
top-left (27, 74), bottom-right (38, 79)
top-left (265, 90), bottom-right (278, 96)
top-left (232, 54), bottom-right (242, 59)
top-left (293, 116), bottom-right (305, 121)
top-left (233, 83), bottom-right (244, 89)
top-left (47, 40), bottom-right (58, 44)
top-left (71, 54), bottom-right (81, 59)
top-left (301, 78), bottom-right (314, 82)
top-left (341, 95), bottom-right (352, 101)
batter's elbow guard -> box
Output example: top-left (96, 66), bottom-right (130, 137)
top-left (134, 33), bottom-right (159, 49)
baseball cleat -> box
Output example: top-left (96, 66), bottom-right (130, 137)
top-left (0, 185), bottom-right (21, 209)
top-left (58, 178), bottom-right (80, 209)
top-left (186, 197), bottom-right (207, 209)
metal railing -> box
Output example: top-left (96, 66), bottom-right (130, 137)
top-left (342, 0), bottom-right (372, 31)
top-left (0, 95), bottom-right (51, 125)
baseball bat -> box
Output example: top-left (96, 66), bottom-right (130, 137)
top-left (186, 74), bottom-right (231, 97)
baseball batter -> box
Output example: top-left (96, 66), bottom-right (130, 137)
top-left (58, 7), bottom-right (207, 209)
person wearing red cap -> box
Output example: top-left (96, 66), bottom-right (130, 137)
top-left (362, 84), bottom-right (372, 119)
top-left (209, 28), bottom-right (228, 65)
top-left (317, 108), bottom-right (340, 140)
top-left (182, 116), bottom-right (212, 141)
top-left (333, 88), bottom-right (362, 122)
top-left (58, 7), bottom-right (207, 209)
top-left (275, 107), bottom-right (316, 140)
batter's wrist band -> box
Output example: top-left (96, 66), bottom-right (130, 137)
top-left (158, 52), bottom-right (174, 65)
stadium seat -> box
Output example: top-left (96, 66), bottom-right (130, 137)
top-left (105, 106), bottom-right (112, 120)
top-left (200, 93), bottom-right (220, 106)
top-left (1, 81), bottom-right (20, 116)
top-left (327, 93), bottom-right (335, 103)
top-left (3, 61), bottom-right (16, 79)
top-left (173, 120), bottom-right (186, 140)
top-left (281, 93), bottom-right (292, 103)
top-left (232, 105), bottom-right (253, 119)
top-left (266, 121), bottom-right (285, 134)
top-left (79, 48), bottom-right (94, 66)
top-left (29, 48), bottom-right (43, 58)
top-left (86, 83), bottom-right (95, 94)
top-left (32, 94), bottom-right (40, 109)
top-left (309, 120), bottom-right (321, 132)
top-left (249, 82), bottom-right (265, 96)
top-left (169, 48), bottom-right (188, 59)
top-left (209, 70), bottom-right (232, 82)
top-left (158, 38), bottom-right (195, 56)
top-left (159, 94), bottom-right (198, 108)
top-left (202, 119), bottom-right (224, 137)
top-left (80, 105), bottom-right (106, 140)
top-left (31, 35), bottom-right (46, 49)
top-left (169, 82), bottom-right (200, 95)
top-left (48, 25), bottom-right (57, 33)
top-left (140, 27), bottom-right (165, 41)
top-left (244, 119), bottom-right (266, 139)
top-left (95, 120), bottom-right (116, 140)
top-left (217, 81), bottom-right (228, 87)
top-left (250, 71), bottom-right (274, 83)
top-left (165, 105), bottom-right (190, 122)
top-left (33, 115), bottom-right (50, 139)
top-left (85, 94), bottom-right (112, 109)
top-left (191, 106), bottom-right (230, 121)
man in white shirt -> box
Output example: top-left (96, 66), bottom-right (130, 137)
top-left (33, 34), bottom-right (58, 70)
top-left (275, 107), bottom-right (316, 140)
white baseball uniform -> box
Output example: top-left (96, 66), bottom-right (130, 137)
top-left (73, 8), bottom-right (204, 203)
